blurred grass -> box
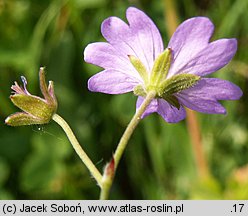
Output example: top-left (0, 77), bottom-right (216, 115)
top-left (0, 0), bottom-right (248, 199)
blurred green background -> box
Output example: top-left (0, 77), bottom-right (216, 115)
top-left (0, 0), bottom-right (248, 199)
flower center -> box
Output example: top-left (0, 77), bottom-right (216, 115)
top-left (129, 48), bottom-right (201, 108)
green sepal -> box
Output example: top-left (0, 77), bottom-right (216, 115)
top-left (150, 48), bottom-right (172, 86)
top-left (133, 85), bottom-right (146, 97)
top-left (159, 73), bottom-right (201, 96)
top-left (40, 68), bottom-right (57, 109)
top-left (10, 94), bottom-right (55, 123)
top-left (5, 112), bottom-right (44, 126)
top-left (128, 55), bottom-right (148, 84)
top-left (162, 95), bottom-right (181, 110)
top-left (48, 81), bottom-right (57, 102)
top-left (39, 67), bottom-right (51, 102)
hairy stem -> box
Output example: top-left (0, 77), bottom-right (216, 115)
top-left (52, 113), bottom-right (103, 186)
top-left (100, 91), bottom-right (156, 199)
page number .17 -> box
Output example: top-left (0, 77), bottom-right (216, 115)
top-left (232, 204), bottom-right (244, 213)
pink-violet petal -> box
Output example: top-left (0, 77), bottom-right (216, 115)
top-left (171, 39), bottom-right (237, 77)
top-left (177, 78), bottom-right (242, 114)
top-left (136, 97), bottom-right (158, 118)
top-left (157, 99), bottom-right (186, 123)
top-left (88, 69), bottom-right (139, 94)
top-left (168, 17), bottom-right (214, 77)
top-left (126, 7), bottom-right (164, 70)
top-left (84, 42), bottom-right (141, 80)
top-left (136, 97), bottom-right (186, 123)
top-left (101, 7), bottom-right (163, 72)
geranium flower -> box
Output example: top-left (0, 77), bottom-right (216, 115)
top-left (84, 7), bottom-right (242, 123)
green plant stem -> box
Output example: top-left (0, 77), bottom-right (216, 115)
top-left (100, 90), bottom-right (157, 199)
top-left (52, 113), bottom-right (103, 186)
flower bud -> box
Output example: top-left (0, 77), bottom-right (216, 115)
top-left (5, 67), bottom-right (57, 126)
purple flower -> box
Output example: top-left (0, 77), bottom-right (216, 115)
top-left (84, 7), bottom-right (242, 123)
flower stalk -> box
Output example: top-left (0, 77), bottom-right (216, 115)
top-left (113, 91), bottom-right (157, 168)
top-left (100, 90), bottom-right (157, 199)
top-left (52, 113), bottom-right (103, 186)
top-left (100, 157), bottom-right (115, 200)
